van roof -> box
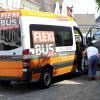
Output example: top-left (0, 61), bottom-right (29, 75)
top-left (0, 9), bottom-right (74, 21)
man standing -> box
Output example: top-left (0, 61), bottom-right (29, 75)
top-left (83, 42), bottom-right (99, 80)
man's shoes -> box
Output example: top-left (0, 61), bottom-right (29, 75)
top-left (92, 77), bottom-right (95, 80)
top-left (89, 77), bottom-right (95, 81)
top-left (89, 78), bottom-right (93, 81)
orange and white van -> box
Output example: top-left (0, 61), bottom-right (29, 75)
top-left (0, 10), bottom-right (84, 88)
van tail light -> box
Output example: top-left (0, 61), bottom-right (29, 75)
top-left (23, 49), bottom-right (30, 55)
top-left (23, 49), bottom-right (30, 69)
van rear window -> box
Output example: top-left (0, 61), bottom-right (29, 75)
top-left (0, 11), bottom-right (21, 50)
top-left (0, 28), bottom-right (21, 50)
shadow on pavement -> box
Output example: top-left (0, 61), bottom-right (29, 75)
top-left (52, 72), bottom-right (83, 84)
top-left (0, 72), bottom-right (84, 95)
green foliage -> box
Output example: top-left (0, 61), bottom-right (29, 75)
top-left (96, 0), bottom-right (100, 11)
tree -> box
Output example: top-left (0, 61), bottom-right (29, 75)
top-left (96, 0), bottom-right (100, 11)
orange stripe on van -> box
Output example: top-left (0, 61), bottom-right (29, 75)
top-left (0, 61), bottom-right (23, 77)
top-left (0, 68), bottom-right (23, 77)
top-left (30, 54), bottom-right (75, 67)
top-left (53, 65), bottom-right (76, 76)
top-left (0, 61), bottom-right (23, 68)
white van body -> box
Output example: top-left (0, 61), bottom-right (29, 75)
top-left (0, 10), bottom-right (83, 88)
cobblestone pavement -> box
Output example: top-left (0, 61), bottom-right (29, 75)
top-left (0, 74), bottom-right (100, 100)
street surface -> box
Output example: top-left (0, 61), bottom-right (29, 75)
top-left (0, 73), bottom-right (100, 100)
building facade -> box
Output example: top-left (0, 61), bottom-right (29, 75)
top-left (0, 0), bottom-right (41, 11)
top-left (0, 0), bottom-right (73, 16)
top-left (0, 0), bottom-right (55, 12)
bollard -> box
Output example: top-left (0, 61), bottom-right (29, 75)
top-left (96, 65), bottom-right (100, 80)
top-left (96, 70), bottom-right (100, 79)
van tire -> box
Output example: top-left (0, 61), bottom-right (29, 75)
top-left (39, 69), bottom-right (52, 89)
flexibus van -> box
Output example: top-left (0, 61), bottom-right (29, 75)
top-left (0, 10), bottom-right (84, 88)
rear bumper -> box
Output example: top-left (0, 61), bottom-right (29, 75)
top-left (0, 67), bottom-right (42, 82)
top-left (23, 67), bottom-right (42, 81)
top-left (0, 76), bottom-right (22, 81)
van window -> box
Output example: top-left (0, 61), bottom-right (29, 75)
top-left (0, 28), bottom-right (21, 50)
top-left (87, 27), bottom-right (100, 41)
top-left (93, 32), bottom-right (100, 40)
top-left (55, 28), bottom-right (73, 46)
top-left (74, 27), bottom-right (82, 43)
top-left (30, 24), bottom-right (73, 48)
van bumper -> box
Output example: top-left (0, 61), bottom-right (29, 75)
top-left (0, 67), bottom-right (42, 82)
top-left (23, 67), bottom-right (42, 81)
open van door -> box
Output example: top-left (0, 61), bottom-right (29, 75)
top-left (82, 25), bottom-right (100, 73)
top-left (86, 25), bottom-right (100, 49)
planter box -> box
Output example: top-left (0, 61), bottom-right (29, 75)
top-left (96, 65), bottom-right (100, 79)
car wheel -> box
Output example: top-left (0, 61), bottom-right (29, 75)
top-left (39, 69), bottom-right (52, 89)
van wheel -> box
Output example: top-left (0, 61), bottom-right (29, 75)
top-left (81, 57), bottom-right (88, 74)
top-left (39, 69), bottom-right (52, 89)
top-left (0, 81), bottom-right (11, 86)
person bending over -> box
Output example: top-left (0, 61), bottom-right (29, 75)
top-left (83, 42), bottom-right (99, 80)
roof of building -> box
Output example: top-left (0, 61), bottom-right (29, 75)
top-left (74, 14), bottom-right (95, 25)
top-left (29, 0), bottom-right (54, 6)
top-left (26, 0), bottom-right (42, 6)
